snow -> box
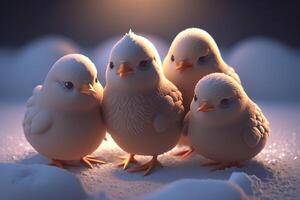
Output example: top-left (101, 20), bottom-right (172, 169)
top-left (0, 36), bottom-right (300, 199)
top-left (143, 172), bottom-right (258, 200)
top-left (229, 172), bottom-right (261, 196)
top-left (0, 101), bottom-right (299, 200)
top-left (0, 35), bottom-right (81, 100)
top-left (227, 37), bottom-right (300, 102)
top-left (0, 163), bottom-right (88, 200)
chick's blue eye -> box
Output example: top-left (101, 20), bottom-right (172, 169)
top-left (64, 81), bottom-right (74, 90)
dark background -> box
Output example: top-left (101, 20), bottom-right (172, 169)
top-left (0, 0), bottom-right (299, 48)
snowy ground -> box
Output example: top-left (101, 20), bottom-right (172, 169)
top-left (0, 101), bottom-right (299, 200)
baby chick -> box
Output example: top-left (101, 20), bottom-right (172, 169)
top-left (184, 73), bottom-right (269, 170)
top-left (23, 54), bottom-right (106, 168)
top-left (163, 28), bottom-right (241, 159)
top-left (103, 30), bottom-right (184, 176)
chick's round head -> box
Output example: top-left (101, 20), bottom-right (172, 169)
top-left (43, 54), bottom-right (103, 111)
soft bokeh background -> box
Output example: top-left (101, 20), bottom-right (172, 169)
top-left (0, 0), bottom-right (299, 102)
top-left (1, 2), bottom-right (300, 200)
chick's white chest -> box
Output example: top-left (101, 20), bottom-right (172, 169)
top-left (27, 106), bottom-right (106, 160)
top-left (104, 92), bottom-right (159, 136)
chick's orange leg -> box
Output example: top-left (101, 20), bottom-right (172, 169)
top-left (127, 155), bottom-right (163, 176)
top-left (81, 155), bottom-right (106, 169)
top-left (172, 146), bottom-right (195, 160)
top-left (116, 154), bottom-right (138, 170)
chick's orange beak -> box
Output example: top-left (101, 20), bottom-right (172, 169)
top-left (176, 60), bottom-right (193, 71)
top-left (80, 83), bottom-right (96, 95)
top-left (197, 101), bottom-right (215, 112)
top-left (117, 63), bottom-right (134, 77)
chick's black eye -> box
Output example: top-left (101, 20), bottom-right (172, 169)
top-left (64, 81), bottom-right (74, 90)
top-left (220, 98), bottom-right (230, 107)
top-left (95, 78), bottom-right (98, 83)
top-left (198, 55), bottom-right (208, 63)
top-left (109, 62), bottom-right (114, 69)
top-left (194, 95), bottom-right (198, 101)
top-left (171, 55), bottom-right (175, 62)
top-left (139, 60), bottom-right (149, 67)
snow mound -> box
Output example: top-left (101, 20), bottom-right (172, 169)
top-left (0, 163), bottom-right (88, 200)
top-left (89, 34), bottom-right (169, 86)
top-left (227, 37), bottom-right (300, 101)
top-left (0, 35), bottom-right (81, 100)
top-left (0, 48), bottom-right (15, 67)
top-left (143, 172), bottom-right (260, 200)
top-left (229, 172), bottom-right (261, 196)
top-left (87, 192), bottom-right (109, 200)
top-left (220, 48), bottom-right (231, 63)
top-left (143, 34), bottom-right (169, 59)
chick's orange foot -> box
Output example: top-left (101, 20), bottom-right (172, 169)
top-left (127, 155), bottom-right (163, 176)
top-left (172, 146), bottom-right (195, 160)
top-left (81, 155), bottom-right (106, 169)
top-left (116, 154), bottom-right (138, 170)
